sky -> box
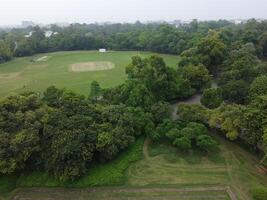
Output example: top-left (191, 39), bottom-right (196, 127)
top-left (0, 0), bottom-right (267, 26)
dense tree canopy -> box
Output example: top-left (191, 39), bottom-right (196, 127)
top-left (181, 64), bottom-right (212, 92)
top-left (201, 88), bottom-right (223, 109)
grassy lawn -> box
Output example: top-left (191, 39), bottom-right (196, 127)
top-left (125, 133), bottom-right (267, 200)
top-left (0, 51), bottom-right (179, 97)
top-left (8, 187), bottom-right (231, 200)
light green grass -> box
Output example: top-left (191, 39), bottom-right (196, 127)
top-left (126, 134), bottom-right (267, 200)
top-left (8, 188), bottom-right (231, 200)
top-left (0, 51), bottom-right (179, 97)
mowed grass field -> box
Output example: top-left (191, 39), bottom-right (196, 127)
top-left (0, 51), bottom-right (179, 97)
top-left (6, 133), bottom-right (267, 200)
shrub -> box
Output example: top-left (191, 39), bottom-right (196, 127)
top-left (251, 187), bottom-right (267, 200)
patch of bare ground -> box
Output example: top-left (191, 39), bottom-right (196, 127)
top-left (70, 61), bottom-right (115, 72)
top-left (0, 73), bottom-right (20, 80)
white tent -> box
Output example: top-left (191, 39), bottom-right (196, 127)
top-left (99, 49), bottom-right (107, 53)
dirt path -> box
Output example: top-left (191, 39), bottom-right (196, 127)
top-left (171, 80), bottom-right (218, 120)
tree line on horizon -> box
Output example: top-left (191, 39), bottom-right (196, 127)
top-left (0, 19), bottom-right (266, 63)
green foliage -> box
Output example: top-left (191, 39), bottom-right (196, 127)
top-left (182, 64), bottom-right (212, 92)
top-left (0, 175), bottom-right (16, 194)
top-left (150, 119), bottom-right (217, 152)
top-left (90, 81), bottom-right (102, 102)
top-left (221, 80), bottom-right (249, 104)
top-left (250, 75), bottom-right (267, 101)
top-left (177, 104), bottom-right (207, 123)
top-left (196, 31), bottom-right (227, 74)
top-left (209, 104), bottom-right (243, 140)
top-left (68, 136), bottom-right (144, 187)
top-left (197, 135), bottom-right (218, 151)
top-left (16, 172), bottom-right (61, 187)
top-left (172, 122), bottom-right (217, 152)
top-left (0, 40), bottom-right (12, 63)
top-left (150, 101), bottom-right (170, 124)
top-left (125, 55), bottom-right (194, 102)
top-left (15, 137), bottom-right (144, 188)
top-left (251, 187), bottom-right (267, 200)
top-left (259, 32), bottom-right (267, 57)
top-left (0, 94), bottom-right (47, 174)
top-left (0, 84), bottom-right (154, 183)
top-left (201, 88), bottom-right (223, 109)
top-left (126, 83), bottom-right (155, 109)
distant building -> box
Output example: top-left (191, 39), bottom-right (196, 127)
top-left (25, 31), bottom-right (34, 38)
top-left (45, 31), bottom-right (53, 38)
top-left (22, 21), bottom-right (35, 28)
top-left (99, 49), bottom-right (107, 53)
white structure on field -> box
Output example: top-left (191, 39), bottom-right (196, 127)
top-left (99, 48), bottom-right (107, 53)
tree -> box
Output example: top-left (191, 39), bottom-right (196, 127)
top-left (221, 80), bottom-right (249, 104)
top-left (201, 88), bottom-right (223, 109)
top-left (249, 76), bottom-right (267, 101)
top-left (173, 137), bottom-right (192, 150)
top-left (170, 122), bottom-right (217, 152)
top-left (197, 135), bottom-right (218, 151)
top-left (126, 55), bottom-right (193, 101)
top-left (42, 86), bottom-right (64, 107)
top-left (90, 81), bottom-right (102, 102)
top-left (177, 104), bottom-right (207, 123)
top-left (149, 119), bottom-right (174, 141)
top-left (196, 31), bottom-right (226, 75)
top-left (126, 83), bottom-right (155, 110)
top-left (150, 101), bottom-right (170, 124)
top-left (259, 32), bottom-right (267, 57)
top-left (182, 65), bottom-right (212, 92)
top-left (208, 104), bottom-right (244, 140)
top-left (0, 94), bottom-right (46, 174)
top-left (0, 40), bottom-right (12, 63)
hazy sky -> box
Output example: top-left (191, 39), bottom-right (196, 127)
top-left (0, 0), bottom-right (267, 25)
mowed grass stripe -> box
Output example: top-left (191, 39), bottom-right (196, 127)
top-left (10, 187), bottom-right (231, 200)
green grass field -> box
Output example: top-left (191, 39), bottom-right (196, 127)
top-left (0, 51), bottom-right (179, 97)
top-left (125, 134), bottom-right (267, 200)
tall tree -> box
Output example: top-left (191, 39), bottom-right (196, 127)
top-left (90, 81), bottom-right (102, 102)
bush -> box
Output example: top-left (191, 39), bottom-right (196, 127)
top-left (251, 187), bottom-right (267, 200)
top-left (0, 175), bottom-right (16, 194)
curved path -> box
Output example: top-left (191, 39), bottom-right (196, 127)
top-left (171, 81), bottom-right (218, 120)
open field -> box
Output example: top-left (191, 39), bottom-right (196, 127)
top-left (3, 132), bottom-right (267, 200)
top-left (0, 51), bottom-right (179, 97)
top-left (125, 134), bottom-right (267, 200)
